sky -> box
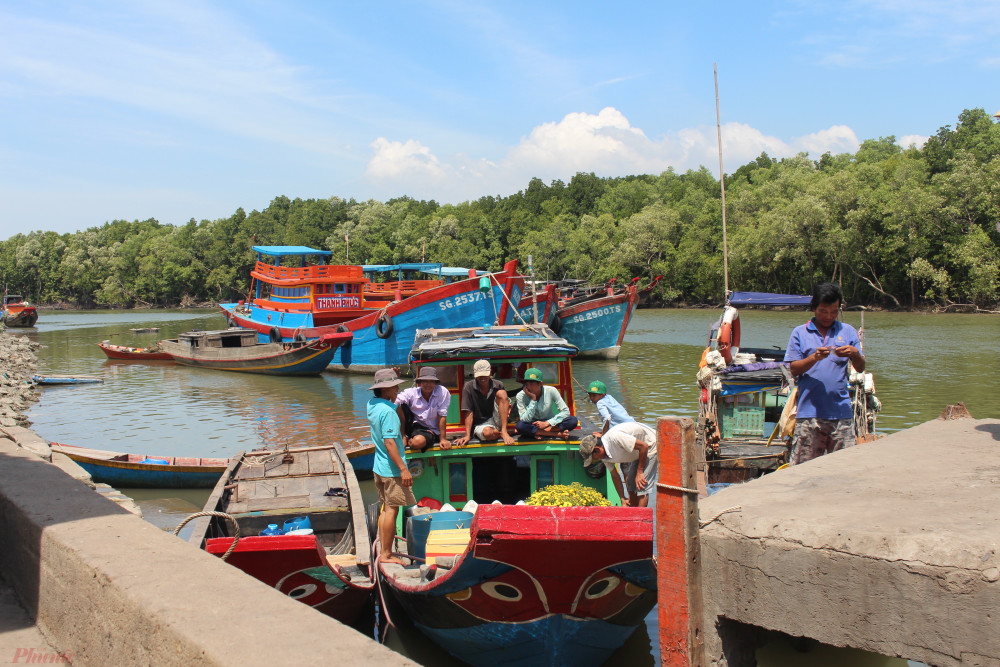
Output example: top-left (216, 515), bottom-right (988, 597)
top-left (1, 0), bottom-right (998, 239)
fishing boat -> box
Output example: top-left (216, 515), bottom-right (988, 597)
top-left (98, 340), bottom-right (174, 361)
top-left (219, 246), bottom-right (524, 372)
top-left (158, 327), bottom-right (350, 375)
top-left (32, 375), bottom-right (103, 386)
top-left (50, 443), bottom-right (228, 488)
top-left (1, 294), bottom-right (38, 328)
top-left (373, 325), bottom-right (656, 667)
top-left (549, 277), bottom-right (642, 359)
top-left (361, 263), bottom-right (486, 308)
top-left (184, 443), bottom-right (373, 624)
top-left (696, 291), bottom-right (882, 484)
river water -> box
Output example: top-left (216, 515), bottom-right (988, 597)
top-left (21, 307), bottom-right (999, 665)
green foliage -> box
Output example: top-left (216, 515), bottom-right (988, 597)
top-left (0, 109), bottom-right (998, 310)
top-left (525, 482), bottom-right (611, 507)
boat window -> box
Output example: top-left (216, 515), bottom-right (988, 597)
top-left (471, 456), bottom-right (531, 505)
top-left (535, 458), bottom-right (555, 489)
top-left (448, 462), bottom-right (468, 504)
top-left (334, 284), bottom-right (345, 293)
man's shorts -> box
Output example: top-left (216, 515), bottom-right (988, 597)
top-left (472, 403), bottom-right (504, 440)
top-left (374, 473), bottom-right (416, 508)
top-left (790, 417), bottom-right (855, 465)
top-left (620, 456), bottom-right (659, 497)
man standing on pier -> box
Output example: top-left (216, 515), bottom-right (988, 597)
top-left (784, 282), bottom-right (866, 465)
top-left (367, 368), bottom-right (415, 566)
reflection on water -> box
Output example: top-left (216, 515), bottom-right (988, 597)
top-left (22, 307), bottom-right (998, 666)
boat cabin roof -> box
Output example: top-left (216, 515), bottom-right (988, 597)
top-left (177, 328), bottom-right (258, 347)
top-left (253, 245), bottom-right (333, 261)
top-left (362, 264), bottom-right (486, 278)
top-left (410, 325), bottom-right (578, 363)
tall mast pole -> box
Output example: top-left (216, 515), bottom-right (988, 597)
top-left (714, 63), bottom-right (730, 300)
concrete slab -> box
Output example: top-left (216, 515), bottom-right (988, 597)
top-left (698, 417), bottom-right (1000, 667)
top-left (0, 426), bottom-right (51, 461)
top-left (0, 575), bottom-right (64, 664)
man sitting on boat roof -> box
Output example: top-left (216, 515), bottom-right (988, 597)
top-left (395, 366), bottom-right (452, 452)
top-left (454, 359), bottom-right (516, 447)
top-left (515, 367), bottom-right (579, 440)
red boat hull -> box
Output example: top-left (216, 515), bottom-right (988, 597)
top-left (98, 341), bottom-right (174, 361)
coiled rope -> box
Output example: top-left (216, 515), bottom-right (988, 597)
top-left (173, 511), bottom-right (241, 561)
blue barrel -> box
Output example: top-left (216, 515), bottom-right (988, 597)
top-left (406, 511), bottom-right (474, 560)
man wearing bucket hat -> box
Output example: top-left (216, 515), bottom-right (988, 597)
top-left (395, 366), bottom-right (452, 452)
top-left (585, 379), bottom-right (635, 436)
top-left (579, 421), bottom-right (657, 507)
top-left (454, 359), bottom-right (516, 447)
top-left (367, 368), bottom-right (415, 566)
top-left (515, 367), bottom-right (579, 440)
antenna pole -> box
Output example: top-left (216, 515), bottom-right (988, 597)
top-left (714, 63), bottom-right (730, 300)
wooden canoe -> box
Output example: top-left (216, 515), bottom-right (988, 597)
top-left (50, 443), bottom-right (229, 488)
top-left (98, 340), bottom-right (174, 361)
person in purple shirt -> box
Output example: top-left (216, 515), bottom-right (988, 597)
top-left (395, 366), bottom-right (452, 452)
top-left (784, 282), bottom-right (866, 464)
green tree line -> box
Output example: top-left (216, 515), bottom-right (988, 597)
top-left (2, 108), bottom-right (998, 310)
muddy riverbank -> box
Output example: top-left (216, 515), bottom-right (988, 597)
top-left (0, 332), bottom-right (40, 428)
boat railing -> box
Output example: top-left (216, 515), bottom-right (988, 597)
top-left (364, 279), bottom-right (444, 296)
top-left (252, 262), bottom-right (365, 283)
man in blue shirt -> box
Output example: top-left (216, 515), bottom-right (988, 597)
top-left (585, 379), bottom-right (635, 436)
top-left (367, 368), bottom-right (415, 565)
top-left (784, 283), bottom-right (866, 464)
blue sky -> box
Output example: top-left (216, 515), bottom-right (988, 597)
top-left (1, 0), bottom-right (998, 239)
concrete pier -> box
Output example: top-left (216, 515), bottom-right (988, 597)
top-left (0, 435), bottom-right (414, 666)
top-left (698, 416), bottom-right (1000, 667)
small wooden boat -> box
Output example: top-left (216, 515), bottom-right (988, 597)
top-left (185, 443), bottom-right (373, 624)
top-left (1, 294), bottom-right (38, 328)
top-left (32, 374), bottom-right (103, 385)
top-left (374, 325), bottom-right (655, 666)
top-left (98, 340), bottom-right (174, 361)
top-left (50, 443), bottom-right (228, 488)
top-left (158, 327), bottom-right (351, 375)
top-left (696, 292), bottom-right (883, 483)
top-left (129, 327), bottom-right (159, 333)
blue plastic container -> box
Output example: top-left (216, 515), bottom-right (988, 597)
top-left (259, 523), bottom-right (285, 536)
top-left (282, 516), bottom-right (312, 533)
top-left (406, 511), bottom-right (474, 560)
top-left (141, 458), bottom-right (170, 465)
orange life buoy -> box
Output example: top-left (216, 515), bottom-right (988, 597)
top-left (718, 306), bottom-right (741, 365)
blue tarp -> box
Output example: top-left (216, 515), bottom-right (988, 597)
top-left (729, 291), bottom-right (811, 307)
top-left (362, 264), bottom-right (485, 277)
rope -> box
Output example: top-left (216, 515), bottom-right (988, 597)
top-left (656, 482), bottom-right (700, 495)
top-left (173, 511), bottom-right (241, 561)
top-left (699, 505), bottom-right (741, 528)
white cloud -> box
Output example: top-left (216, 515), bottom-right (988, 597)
top-left (898, 134), bottom-right (929, 149)
top-left (363, 107), bottom-right (863, 202)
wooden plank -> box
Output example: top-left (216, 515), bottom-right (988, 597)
top-left (307, 449), bottom-right (335, 475)
top-left (246, 494), bottom-right (310, 511)
top-left (657, 416), bottom-right (705, 667)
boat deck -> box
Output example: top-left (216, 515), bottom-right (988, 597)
top-left (226, 447), bottom-right (351, 515)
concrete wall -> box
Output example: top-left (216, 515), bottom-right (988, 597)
top-left (0, 437), bottom-right (415, 666)
top-left (697, 418), bottom-right (1000, 667)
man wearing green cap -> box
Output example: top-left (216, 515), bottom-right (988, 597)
top-left (585, 380), bottom-right (635, 436)
top-left (515, 367), bottom-right (579, 439)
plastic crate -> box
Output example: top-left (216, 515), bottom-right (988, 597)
top-left (718, 394), bottom-right (766, 438)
